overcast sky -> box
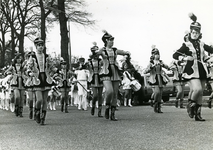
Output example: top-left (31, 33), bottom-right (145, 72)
top-left (43, 0), bottom-right (213, 68)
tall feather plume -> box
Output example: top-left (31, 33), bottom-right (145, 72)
top-left (188, 13), bottom-right (197, 22)
top-left (151, 45), bottom-right (156, 49)
top-left (102, 30), bottom-right (107, 34)
top-left (92, 42), bottom-right (97, 46)
top-left (185, 30), bottom-right (189, 34)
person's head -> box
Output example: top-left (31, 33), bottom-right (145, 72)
top-left (60, 60), bottom-right (67, 69)
top-left (90, 42), bottom-right (99, 54)
top-left (151, 45), bottom-right (160, 60)
top-left (34, 37), bottom-right (44, 54)
top-left (102, 30), bottom-right (114, 47)
top-left (13, 53), bottom-right (23, 65)
top-left (90, 42), bottom-right (99, 59)
top-left (78, 57), bottom-right (85, 69)
top-left (189, 13), bottom-right (202, 40)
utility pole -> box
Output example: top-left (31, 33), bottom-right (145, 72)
top-left (67, 21), bottom-right (72, 70)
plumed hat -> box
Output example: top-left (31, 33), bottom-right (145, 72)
top-left (60, 60), bottom-right (67, 65)
top-left (59, 57), bottom-right (67, 65)
top-left (189, 13), bottom-right (201, 31)
top-left (79, 57), bottom-right (85, 63)
top-left (151, 45), bottom-right (159, 55)
top-left (26, 50), bottom-right (35, 57)
top-left (102, 30), bottom-right (114, 44)
top-left (14, 51), bottom-right (22, 58)
top-left (90, 42), bottom-right (99, 52)
top-left (34, 37), bottom-right (44, 45)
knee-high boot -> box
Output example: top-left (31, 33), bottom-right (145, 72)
top-left (91, 104), bottom-right (95, 116)
top-left (65, 104), bottom-right (69, 113)
top-left (29, 107), bottom-right (33, 119)
top-left (34, 108), bottom-right (36, 120)
top-left (158, 102), bottom-right (163, 113)
top-left (40, 110), bottom-right (47, 125)
top-left (98, 106), bottom-right (103, 117)
top-left (53, 102), bottom-right (56, 110)
top-left (19, 106), bottom-right (23, 117)
top-left (175, 99), bottom-right (178, 108)
top-left (207, 98), bottom-right (212, 109)
top-left (180, 99), bottom-right (184, 108)
top-left (124, 98), bottom-right (127, 106)
top-left (195, 104), bottom-right (205, 121)
top-left (154, 102), bottom-right (158, 113)
top-left (105, 105), bottom-right (110, 119)
top-left (61, 104), bottom-right (64, 112)
top-left (15, 105), bottom-right (19, 116)
top-left (61, 98), bottom-right (64, 112)
top-left (187, 100), bottom-right (196, 118)
top-left (110, 106), bottom-right (118, 121)
top-left (128, 99), bottom-right (132, 107)
top-left (35, 108), bottom-right (41, 124)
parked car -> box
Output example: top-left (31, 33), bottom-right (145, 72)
top-left (140, 73), bottom-right (174, 103)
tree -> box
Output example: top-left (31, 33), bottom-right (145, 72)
top-left (1, 0), bottom-right (39, 58)
top-left (48, 0), bottom-right (95, 68)
top-left (0, 8), bottom-right (10, 68)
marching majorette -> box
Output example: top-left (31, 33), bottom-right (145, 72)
top-left (173, 13), bottom-right (213, 121)
top-left (47, 85), bottom-right (61, 111)
top-left (0, 72), bottom-right (12, 111)
top-left (55, 59), bottom-right (72, 113)
top-left (95, 30), bottom-right (130, 121)
top-left (4, 52), bottom-right (25, 117)
top-left (169, 59), bottom-right (186, 108)
top-left (23, 37), bottom-right (58, 125)
top-left (144, 45), bottom-right (170, 113)
top-left (75, 57), bottom-right (90, 111)
top-left (121, 54), bottom-right (135, 107)
top-left (88, 42), bottom-right (104, 117)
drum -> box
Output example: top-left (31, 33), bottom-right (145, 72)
top-left (130, 80), bottom-right (141, 92)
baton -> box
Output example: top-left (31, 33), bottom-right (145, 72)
top-left (76, 80), bottom-right (90, 93)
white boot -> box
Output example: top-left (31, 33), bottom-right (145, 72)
top-left (124, 98), bottom-right (127, 106)
top-left (10, 103), bottom-right (15, 112)
top-left (53, 102), bottom-right (56, 110)
top-left (128, 99), bottom-right (132, 107)
top-left (49, 102), bottom-right (53, 110)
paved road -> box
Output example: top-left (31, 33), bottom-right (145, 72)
top-left (0, 103), bottom-right (213, 150)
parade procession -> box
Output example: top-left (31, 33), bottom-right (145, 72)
top-left (1, 1), bottom-right (213, 150)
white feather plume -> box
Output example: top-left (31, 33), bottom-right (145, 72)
top-left (188, 12), bottom-right (197, 22)
top-left (151, 45), bottom-right (156, 49)
top-left (102, 30), bottom-right (107, 34)
top-left (92, 42), bottom-right (97, 46)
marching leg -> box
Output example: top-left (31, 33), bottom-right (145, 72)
top-left (187, 99), bottom-right (196, 118)
top-left (180, 99), bottom-right (185, 108)
top-left (65, 104), bottom-right (69, 113)
top-left (98, 106), bottom-right (103, 117)
top-left (195, 104), bottom-right (205, 121)
top-left (207, 97), bottom-right (212, 109)
top-left (110, 106), bottom-right (118, 121)
top-left (40, 110), bottom-right (47, 125)
top-left (29, 107), bottom-right (33, 119)
top-left (19, 106), bottom-right (23, 117)
top-left (105, 105), bottom-right (110, 119)
top-left (35, 108), bottom-right (41, 124)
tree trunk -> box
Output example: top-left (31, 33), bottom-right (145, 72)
top-left (58, 0), bottom-right (69, 68)
top-left (40, 0), bottom-right (46, 54)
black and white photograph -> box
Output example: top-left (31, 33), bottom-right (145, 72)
top-left (0, 0), bottom-right (213, 150)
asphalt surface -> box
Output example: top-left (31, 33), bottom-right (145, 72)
top-left (0, 101), bottom-right (213, 150)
